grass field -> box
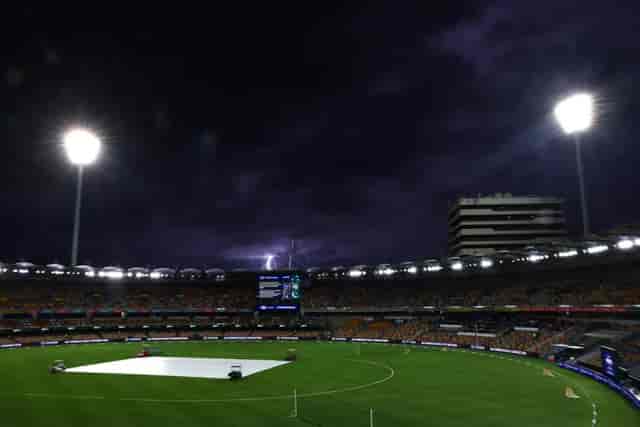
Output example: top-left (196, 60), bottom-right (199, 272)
top-left (0, 341), bottom-right (638, 427)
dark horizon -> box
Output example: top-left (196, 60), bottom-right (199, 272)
top-left (2, 2), bottom-right (640, 269)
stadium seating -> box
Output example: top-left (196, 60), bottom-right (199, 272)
top-left (2, 257), bottom-right (640, 371)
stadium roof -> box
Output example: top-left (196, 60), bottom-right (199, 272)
top-left (45, 263), bottom-right (65, 270)
top-left (0, 236), bottom-right (638, 280)
top-left (151, 267), bottom-right (175, 274)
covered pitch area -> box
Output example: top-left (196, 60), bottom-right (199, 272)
top-left (65, 356), bottom-right (290, 379)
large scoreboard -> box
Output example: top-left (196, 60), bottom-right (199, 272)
top-left (256, 272), bottom-right (302, 312)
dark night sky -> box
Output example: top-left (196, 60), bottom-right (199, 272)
top-left (1, 2), bottom-right (639, 269)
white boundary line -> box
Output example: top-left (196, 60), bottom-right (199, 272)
top-left (24, 393), bottom-right (105, 400)
top-left (19, 358), bottom-right (394, 404)
top-left (119, 358), bottom-right (395, 403)
top-left (553, 370), bottom-right (599, 426)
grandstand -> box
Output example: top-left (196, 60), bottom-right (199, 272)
top-left (1, 244), bottom-right (640, 427)
top-left (2, 239), bottom-right (640, 402)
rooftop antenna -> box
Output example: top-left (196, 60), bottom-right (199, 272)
top-left (288, 239), bottom-right (295, 270)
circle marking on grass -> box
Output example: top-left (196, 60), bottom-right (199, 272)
top-left (21, 358), bottom-right (394, 404)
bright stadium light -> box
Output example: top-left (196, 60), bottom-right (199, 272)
top-left (425, 265), bottom-right (443, 272)
top-left (63, 128), bottom-right (102, 166)
top-left (109, 271), bottom-right (124, 279)
top-left (554, 93), bottom-right (594, 237)
top-left (527, 254), bottom-right (545, 263)
top-left (616, 239), bottom-right (634, 250)
top-left (63, 127), bottom-right (102, 266)
top-left (585, 244), bottom-right (608, 255)
top-left (450, 261), bottom-right (463, 271)
top-left (554, 93), bottom-right (594, 134)
top-left (98, 270), bottom-right (124, 279)
top-left (407, 266), bottom-right (418, 274)
top-left (348, 269), bottom-right (364, 278)
top-left (479, 258), bottom-right (493, 269)
top-left (557, 249), bottom-right (578, 258)
top-left (377, 267), bottom-right (395, 276)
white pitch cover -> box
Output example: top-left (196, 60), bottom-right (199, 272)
top-left (65, 357), bottom-right (290, 379)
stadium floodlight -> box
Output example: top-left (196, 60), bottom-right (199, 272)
top-left (64, 129), bottom-right (101, 166)
top-left (407, 266), bottom-right (418, 274)
top-left (585, 244), bottom-right (608, 255)
top-left (554, 93), bottom-right (593, 135)
top-left (426, 265), bottom-right (443, 272)
top-left (450, 261), bottom-right (463, 271)
top-left (479, 258), bottom-right (493, 269)
top-left (616, 239), bottom-right (634, 250)
top-left (554, 93), bottom-right (594, 237)
top-left (98, 270), bottom-right (124, 279)
top-left (348, 269), bottom-right (364, 278)
top-left (378, 267), bottom-right (395, 276)
top-left (63, 128), bottom-right (102, 266)
top-left (527, 254), bottom-right (545, 263)
top-left (557, 249), bottom-right (578, 258)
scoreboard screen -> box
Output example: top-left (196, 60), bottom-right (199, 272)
top-left (256, 272), bottom-right (302, 311)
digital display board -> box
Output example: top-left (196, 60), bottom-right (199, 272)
top-left (600, 346), bottom-right (620, 378)
top-left (256, 272), bottom-right (301, 311)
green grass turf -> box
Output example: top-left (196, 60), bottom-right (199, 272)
top-left (0, 341), bottom-right (637, 427)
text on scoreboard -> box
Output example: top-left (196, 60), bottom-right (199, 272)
top-left (256, 273), bottom-right (301, 311)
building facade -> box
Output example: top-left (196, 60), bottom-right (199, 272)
top-left (448, 194), bottom-right (567, 256)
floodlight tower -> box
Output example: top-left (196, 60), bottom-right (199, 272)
top-left (63, 128), bottom-right (101, 266)
top-left (554, 93), bottom-right (594, 237)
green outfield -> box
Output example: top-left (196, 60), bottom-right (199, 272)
top-left (0, 341), bottom-right (637, 427)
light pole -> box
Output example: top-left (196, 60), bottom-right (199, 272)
top-left (554, 93), bottom-right (594, 237)
top-left (63, 128), bottom-right (101, 266)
